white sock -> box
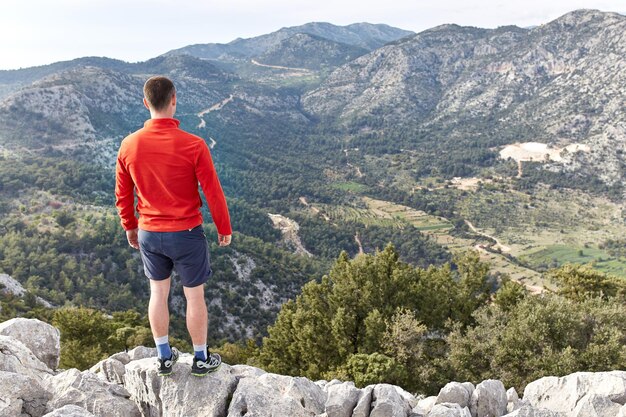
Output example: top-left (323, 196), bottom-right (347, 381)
top-left (193, 344), bottom-right (207, 360)
top-left (154, 335), bottom-right (169, 346)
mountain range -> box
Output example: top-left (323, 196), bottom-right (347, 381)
top-left (0, 10), bottom-right (625, 344)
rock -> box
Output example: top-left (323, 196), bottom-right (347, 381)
top-left (101, 358), bottom-right (126, 384)
top-left (352, 385), bottom-right (374, 417)
top-left (231, 364), bottom-right (267, 378)
top-left (109, 352), bottom-right (131, 365)
top-left (428, 403), bottom-right (472, 417)
top-left (127, 345), bottom-right (156, 361)
top-left (0, 335), bottom-right (53, 380)
top-left (523, 371), bottom-right (626, 414)
top-left (470, 379), bottom-right (507, 417)
top-left (325, 381), bottom-right (361, 417)
top-left (44, 368), bottom-right (140, 417)
top-left (502, 405), bottom-right (564, 416)
top-left (437, 382), bottom-right (473, 408)
top-left (395, 386), bottom-right (418, 408)
top-left (228, 372), bottom-right (326, 417)
top-left (0, 370), bottom-right (52, 417)
top-left (572, 394), bottom-right (622, 417)
top-left (0, 318), bottom-right (61, 370)
top-left (125, 355), bottom-right (238, 417)
top-left (618, 404), bottom-right (626, 417)
top-left (414, 396), bottom-right (438, 416)
top-left (507, 388), bottom-right (521, 413)
top-left (42, 404), bottom-right (96, 416)
top-left (370, 383), bottom-right (412, 417)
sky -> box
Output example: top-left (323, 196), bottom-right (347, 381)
top-left (0, 0), bottom-right (624, 70)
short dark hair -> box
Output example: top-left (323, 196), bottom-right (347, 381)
top-left (143, 76), bottom-right (175, 111)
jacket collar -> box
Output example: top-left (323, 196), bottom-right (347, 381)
top-left (143, 118), bottom-right (180, 129)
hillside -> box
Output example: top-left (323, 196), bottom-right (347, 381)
top-left (1, 10), bottom-right (625, 347)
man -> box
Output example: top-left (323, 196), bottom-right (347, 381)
top-left (115, 76), bottom-right (232, 377)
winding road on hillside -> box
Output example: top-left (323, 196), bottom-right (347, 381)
top-left (250, 59), bottom-right (312, 73)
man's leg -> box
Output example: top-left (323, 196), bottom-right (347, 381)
top-left (183, 284), bottom-right (208, 352)
top-left (149, 278), bottom-right (171, 358)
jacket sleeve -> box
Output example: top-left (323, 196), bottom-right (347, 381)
top-left (115, 151), bottom-right (138, 231)
top-left (195, 141), bottom-right (232, 235)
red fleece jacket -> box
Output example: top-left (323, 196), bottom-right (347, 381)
top-left (115, 118), bottom-right (231, 235)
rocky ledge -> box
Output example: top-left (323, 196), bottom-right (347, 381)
top-left (1, 318), bottom-right (625, 417)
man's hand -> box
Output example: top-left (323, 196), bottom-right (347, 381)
top-left (218, 234), bottom-right (232, 247)
top-left (126, 228), bottom-right (140, 250)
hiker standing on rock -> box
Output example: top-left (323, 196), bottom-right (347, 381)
top-left (115, 76), bottom-right (232, 377)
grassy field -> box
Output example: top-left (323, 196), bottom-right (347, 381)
top-left (332, 181), bottom-right (369, 193)
top-left (522, 244), bottom-right (626, 278)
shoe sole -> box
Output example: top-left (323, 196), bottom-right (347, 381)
top-left (191, 363), bottom-right (221, 377)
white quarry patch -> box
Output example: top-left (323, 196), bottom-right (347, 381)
top-left (268, 213), bottom-right (313, 257)
top-left (499, 142), bottom-right (590, 163)
top-left (0, 273), bottom-right (54, 308)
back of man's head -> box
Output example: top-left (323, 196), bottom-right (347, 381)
top-left (143, 76), bottom-right (175, 112)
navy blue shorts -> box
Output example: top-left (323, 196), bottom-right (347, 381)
top-left (138, 225), bottom-right (212, 288)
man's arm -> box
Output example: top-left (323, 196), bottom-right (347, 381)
top-left (115, 153), bottom-right (139, 248)
top-left (195, 141), bottom-right (232, 244)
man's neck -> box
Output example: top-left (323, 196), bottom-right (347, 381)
top-left (150, 113), bottom-right (175, 119)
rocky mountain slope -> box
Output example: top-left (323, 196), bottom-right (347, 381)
top-left (165, 22), bottom-right (413, 62)
top-left (303, 9), bottom-right (626, 185)
top-left (255, 33), bottom-right (369, 70)
top-left (2, 318), bottom-right (626, 417)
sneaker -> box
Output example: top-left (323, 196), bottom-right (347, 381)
top-left (157, 347), bottom-right (179, 376)
top-left (191, 351), bottom-right (221, 377)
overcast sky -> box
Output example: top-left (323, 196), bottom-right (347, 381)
top-left (0, 0), bottom-right (623, 70)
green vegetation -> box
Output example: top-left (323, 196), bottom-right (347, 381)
top-left (256, 246), bottom-right (626, 394)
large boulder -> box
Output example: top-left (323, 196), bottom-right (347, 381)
top-left (618, 404), bottom-right (626, 417)
top-left (42, 404), bottom-right (96, 416)
top-left (0, 370), bottom-right (52, 417)
top-left (352, 385), bottom-right (374, 417)
top-left (228, 371), bottom-right (327, 417)
top-left (325, 381), bottom-right (361, 417)
top-left (414, 396), bottom-right (438, 416)
top-left (523, 371), bottom-right (626, 415)
top-left (127, 345), bottom-right (156, 361)
top-left (429, 403), bottom-right (472, 417)
top-left (0, 335), bottom-right (53, 381)
top-left (100, 357), bottom-right (126, 384)
top-left (437, 382), bottom-right (474, 408)
top-left (0, 318), bottom-right (61, 370)
top-left (370, 384), bottom-right (412, 417)
top-left (125, 355), bottom-right (238, 417)
top-left (507, 388), bottom-right (522, 413)
top-left (502, 406), bottom-right (564, 416)
top-left (44, 368), bottom-right (140, 417)
top-left (470, 379), bottom-right (507, 417)
top-left (572, 394), bottom-right (622, 417)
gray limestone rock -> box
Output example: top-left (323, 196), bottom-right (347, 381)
top-left (572, 394), bottom-right (622, 417)
top-left (0, 318), bottom-right (61, 370)
top-left (44, 368), bottom-right (140, 417)
top-left (0, 335), bottom-right (53, 381)
top-left (42, 404), bottom-right (96, 417)
top-left (352, 385), bottom-right (374, 417)
top-left (502, 405), bottom-right (564, 417)
top-left (428, 403), bottom-right (472, 417)
top-left (101, 358), bottom-right (126, 385)
top-left (507, 388), bottom-right (521, 413)
top-left (127, 345), bottom-right (156, 361)
top-left (437, 382), bottom-right (473, 408)
top-left (325, 381), bottom-right (361, 417)
top-left (228, 371), bottom-right (327, 417)
top-left (414, 396), bottom-right (438, 416)
top-left (0, 370), bottom-right (52, 417)
top-left (370, 383), bottom-right (412, 417)
top-left (125, 355), bottom-right (237, 417)
top-left (470, 379), bottom-right (507, 417)
top-left (523, 371), bottom-right (626, 415)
